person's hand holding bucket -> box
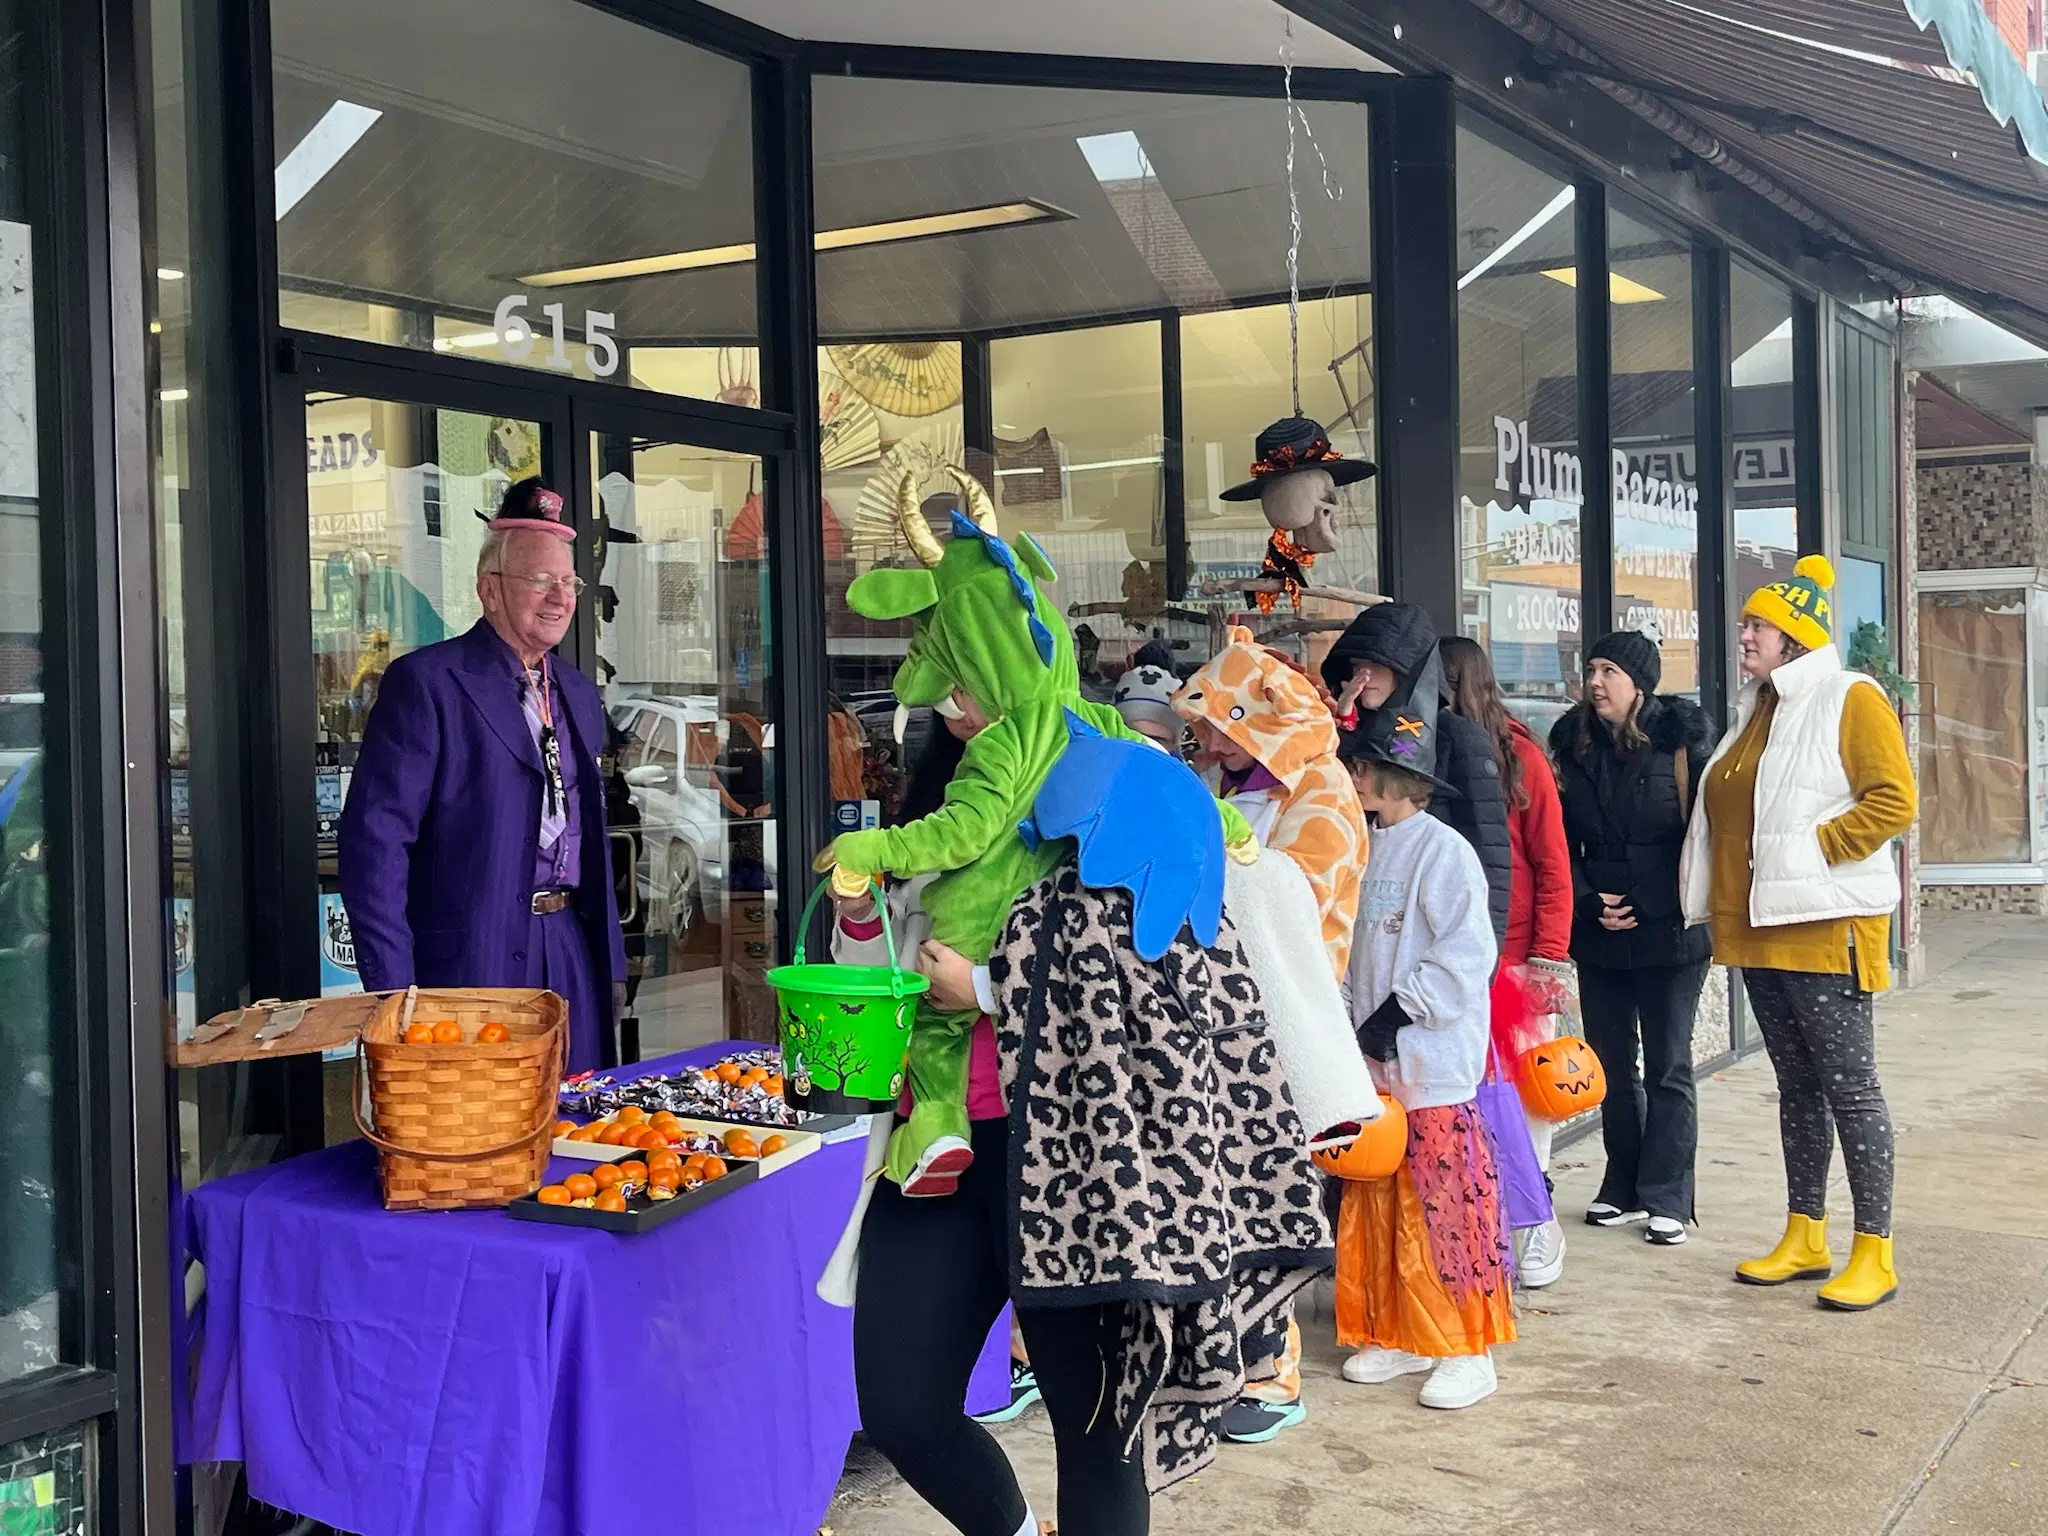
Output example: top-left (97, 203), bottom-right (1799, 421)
top-left (916, 940), bottom-right (979, 1012)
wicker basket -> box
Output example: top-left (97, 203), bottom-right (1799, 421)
top-left (351, 986), bottom-right (566, 1211)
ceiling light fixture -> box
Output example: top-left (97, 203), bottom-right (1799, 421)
top-left (1458, 185), bottom-right (1575, 290)
top-left (275, 100), bottom-right (383, 220)
top-left (160, 388), bottom-right (190, 403)
top-left (157, 267), bottom-right (185, 282)
top-left (520, 201), bottom-right (1067, 288)
top-left (432, 329), bottom-right (502, 353)
top-left (1540, 267), bottom-right (1666, 303)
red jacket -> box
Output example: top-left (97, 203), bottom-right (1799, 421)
top-left (1505, 719), bottom-right (1572, 963)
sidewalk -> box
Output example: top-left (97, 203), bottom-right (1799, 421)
top-left (827, 912), bottom-right (2048, 1536)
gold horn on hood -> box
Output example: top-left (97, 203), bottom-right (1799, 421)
top-left (895, 471), bottom-right (945, 568)
top-left (946, 466), bottom-right (998, 537)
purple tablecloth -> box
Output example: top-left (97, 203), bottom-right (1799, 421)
top-left (181, 1042), bottom-right (1008, 1536)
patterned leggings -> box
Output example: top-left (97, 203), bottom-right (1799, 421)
top-left (1743, 967), bottom-right (1895, 1237)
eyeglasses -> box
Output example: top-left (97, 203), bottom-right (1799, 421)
top-left (490, 571), bottom-right (587, 599)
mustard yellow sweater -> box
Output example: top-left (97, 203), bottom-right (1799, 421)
top-left (1702, 682), bottom-right (1917, 993)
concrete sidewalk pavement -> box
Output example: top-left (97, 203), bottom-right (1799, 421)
top-left (828, 913), bottom-right (2048, 1535)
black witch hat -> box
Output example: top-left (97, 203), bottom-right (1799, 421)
top-left (1337, 648), bottom-right (1460, 799)
top-left (1219, 415), bottom-right (1378, 502)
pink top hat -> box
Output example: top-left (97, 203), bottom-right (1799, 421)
top-left (484, 478), bottom-right (575, 541)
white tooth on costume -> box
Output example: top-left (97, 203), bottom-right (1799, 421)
top-left (931, 696), bottom-right (964, 720)
top-left (893, 703), bottom-right (909, 743)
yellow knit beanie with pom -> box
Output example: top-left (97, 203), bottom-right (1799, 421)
top-left (1742, 553), bottom-right (1836, 652)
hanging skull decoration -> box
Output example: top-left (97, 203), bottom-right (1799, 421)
top-left (1219, 416), bottom-right (1377, 612)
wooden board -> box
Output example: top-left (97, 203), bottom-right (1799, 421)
top-left (176, 993), bottom-right (388, 1068)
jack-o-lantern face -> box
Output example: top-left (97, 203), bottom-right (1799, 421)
top-left (1312, 1094), bottom-right (1410, 1181)
top-left (1515, 1036), bottom-right (1609, 1123)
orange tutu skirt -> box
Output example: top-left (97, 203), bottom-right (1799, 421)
top-left (1335, 1101), bottom-right (1518, 1357)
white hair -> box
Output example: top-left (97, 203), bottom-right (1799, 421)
top-left (477, 526), bottom-right (510, 582)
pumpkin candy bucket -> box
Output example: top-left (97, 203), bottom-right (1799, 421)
top-left (1311, 1094), bottom-right (1409, 1181)
top-left (1515, 1034), bottom-right (1608, 1121)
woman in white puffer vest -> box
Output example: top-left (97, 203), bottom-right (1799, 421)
top-left (1678, 555), bottom-right (1917, 1313)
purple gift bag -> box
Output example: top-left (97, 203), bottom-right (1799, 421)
top-left (1478, 1057), bottom-right (1553, 1232)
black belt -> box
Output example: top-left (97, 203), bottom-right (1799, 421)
top-left (531, 889), bottom-right (575, 915)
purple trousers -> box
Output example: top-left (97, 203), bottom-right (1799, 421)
top-left (538, 906), bottom-right (604, 1072)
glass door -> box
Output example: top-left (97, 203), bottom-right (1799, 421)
top-left (588, 431), bottom-right (777, 1056)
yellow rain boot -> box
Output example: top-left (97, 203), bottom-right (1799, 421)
top-left (1734, 1214), bottom-right (1832, 1286)
top-left (1817, 1233), bottom-right (1897, 1311)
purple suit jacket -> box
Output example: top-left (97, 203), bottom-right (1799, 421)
top-left (338, 620), bottom-right (627, 1013)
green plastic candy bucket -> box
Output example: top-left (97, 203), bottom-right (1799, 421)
top-left (767, 875), bottom-right (930, 1115)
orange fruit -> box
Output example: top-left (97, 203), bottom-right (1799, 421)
top-left (591, 1164), bottom-right (624, 1189)
top-left (595, 1189), bottom-right (629, 1213)
top-left (764, 1075), bottom-right (784, 1096)
top-left (478, 1022), bottom-right (511, 1044)
top-left (646, 1148), bottom-right (681, 1168)
top-left (699, 1155), bottom-right (727, 1181)
top-left (553, 1120), bottom-right (577, 1138)
top-left (648, 1165), bottom-right (678, 1189)
top-left (723, 1130), bottom-right (759, 1158)
top-left (649, 1112), bottom-right (682, 1131)
top-left (739, 1068), bottom-right (767, 1088)
top-left (617, 1159), bottom-right (649, 1183)
top-left (597, 1122), bottom-right (631, 1146)
top-left (615, 1106), bottom-right (648, 1126)
top-left (431, 1020), bottom-right (463, 1045)
top-left (714, 1062), bottom-right (743, 1084)
top-left (568, 1125), bottom-right (603, 1143)
top-left (536, 1185), bottom-right (571, 1205)
top-left (759, 1135), bottom-right (788, 1156)
top-left (563, 1173), bottom-right (598, 1201)
top-left (403, 1022), bottom-right (435, 1045)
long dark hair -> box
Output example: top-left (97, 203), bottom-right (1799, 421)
top-left (1438, 635), bottom-right (1528, 810)
top-left (1575, 690), bottom-right (1649, 759)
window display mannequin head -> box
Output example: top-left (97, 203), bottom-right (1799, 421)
top-left (1218, 415), bottom-right (1375, 555)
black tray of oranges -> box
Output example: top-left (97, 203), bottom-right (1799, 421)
top-left (507, 1147), bottom-right (760, 1234)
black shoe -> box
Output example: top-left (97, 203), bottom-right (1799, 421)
top-left (972, 1360), bottom-right (1041, 1424)
top-left (1585, 1202), bottom-right (1648, 1227)
top-left (1220, 1397), bottom-right (1306, 1443)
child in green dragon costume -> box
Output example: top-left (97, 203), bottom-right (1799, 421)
top-left (821, 468), bottom-right (1250, 1194)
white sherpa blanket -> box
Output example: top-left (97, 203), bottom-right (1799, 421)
top-left (1225, 851), bottom-right (1381, 1142)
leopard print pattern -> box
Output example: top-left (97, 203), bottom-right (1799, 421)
top-left (1170, 626), bottom-right (1368, 975)
top-left (991, 864), bottom-right (1332, 1491)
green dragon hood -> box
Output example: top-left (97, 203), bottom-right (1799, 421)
top-left (844, 472), bottom-right (1074, 720)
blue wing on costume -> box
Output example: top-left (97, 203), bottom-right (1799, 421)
top-left (1023, 711), bottom-right (1225, 962)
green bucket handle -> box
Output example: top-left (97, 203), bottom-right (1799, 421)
top-left (791, 873), bottom-right (922, 1000)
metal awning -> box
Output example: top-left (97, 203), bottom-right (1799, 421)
top-left (1316, 0), bottom-right (2048, 345)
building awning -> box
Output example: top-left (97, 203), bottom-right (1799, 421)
top-left (1381, 0), bottom-right (2048, 345)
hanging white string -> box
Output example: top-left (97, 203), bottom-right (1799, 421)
top-left (1281, 16), bottom-right (1343, 419)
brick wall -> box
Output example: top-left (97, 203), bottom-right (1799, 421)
top-left (1920, 881), bottom-right (2048, 915)
top-left (1915, 458), bottom-right (2048, 570)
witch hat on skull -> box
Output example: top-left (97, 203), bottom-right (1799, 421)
top-left (1337, 647), bottom-right (1459, 799)
top-left (1221, 415), bottom-right (1377, 613)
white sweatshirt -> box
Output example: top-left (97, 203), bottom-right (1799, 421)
top-left (1345, 810), bottom-right (1497, 1111)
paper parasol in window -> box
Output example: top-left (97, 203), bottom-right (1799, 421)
top-left (852, 422), bottom-right (966, 562)
top-left (819, 370), bottom-right (884, 471)
top-left (827, 342), bottom-right (963, 418)
top-left (724, 491), bottom-right (845, 561)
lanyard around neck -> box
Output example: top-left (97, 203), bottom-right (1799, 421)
top-left (527, 657), bottom-right (566, 817)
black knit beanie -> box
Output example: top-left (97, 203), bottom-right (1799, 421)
top-left (1587, 629), bottom-right (1661, 696)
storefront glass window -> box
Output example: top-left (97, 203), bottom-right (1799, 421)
top-left (0, 0), bottom-right (63, 1382)
top-left (1456, 121), bottom-right (1580, 716)
top-left (591, 445), bottom-right (779, 1051)
top-left (1608, 204), bottom-right (1699, 696)
top-left (810, 74), bottom-right (1373, 778)
top-left (990, 322), bottom-right (1165, 683)
top-left (1918, 587), bottom-right (2030, 864)
top-left (1729, 262), bottom-right (1799, 619)
top-left (268, 0), bottom-right (755, 403)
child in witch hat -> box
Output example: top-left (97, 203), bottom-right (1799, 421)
top-left (1333, 648), bottom-right (1515, 1410)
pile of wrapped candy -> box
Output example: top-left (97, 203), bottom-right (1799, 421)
top-left (561, 1049), bottom-right (811, 1128)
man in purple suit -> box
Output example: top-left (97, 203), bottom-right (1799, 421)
top-left (340, 479), bottom-right (626, 1072)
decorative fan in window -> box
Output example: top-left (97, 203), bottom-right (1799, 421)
top-left (827, 342), bottom-right (963, 418)
top-left (852, 422), bottom-right (967, 561)
top-left (819, 369), bottom-right (884, 471)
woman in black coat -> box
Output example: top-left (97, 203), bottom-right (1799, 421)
top-left (1548, 631), bottom-right (1715, 1248)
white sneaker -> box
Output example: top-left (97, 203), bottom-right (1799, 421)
top-left (1516, 1219), bottom-right (1567, 1288)
top-left (1645, 1216), bottom-right (1688, 1246)
top-left (1585, 1202), bottom-right (1648, 1227)
top-left (1341, 1346), bottom-right (1435, 1385)
top-left (1419, 1352), bottom-right (1497, 1410)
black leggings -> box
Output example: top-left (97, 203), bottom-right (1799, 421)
top-left (854, 1116), bottom-right (1150, 1536)
top-left (1744, 966), bottom-right (1895, 1237)
top-left (1579, 959), bottom-right (1709, 1222)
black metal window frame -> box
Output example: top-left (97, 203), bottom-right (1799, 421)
top-left (0, 0), bottom-right (172, 1525)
